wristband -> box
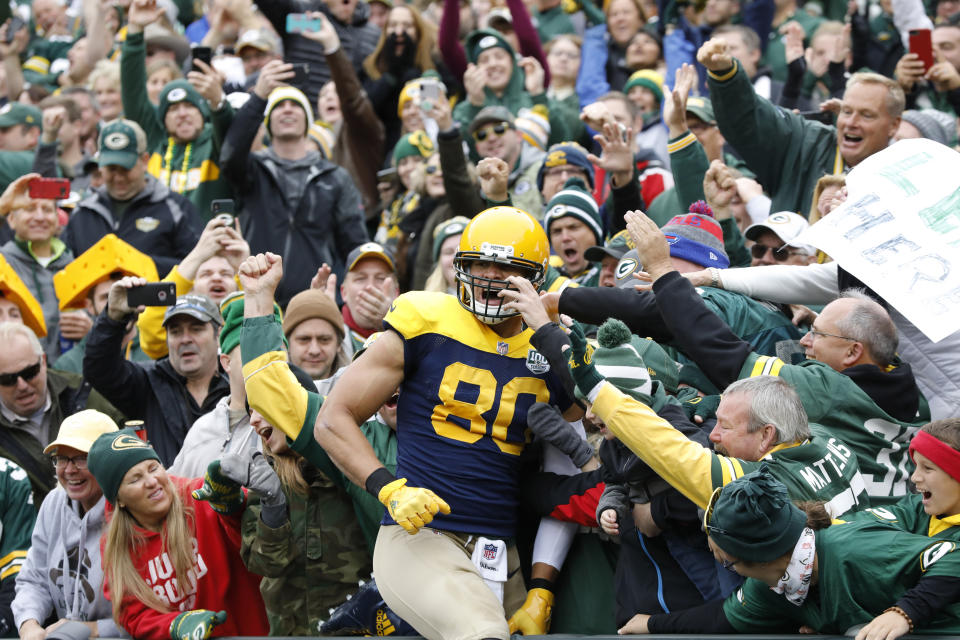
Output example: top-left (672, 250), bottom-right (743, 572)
top-left (883, 606), bottom-right (914, 633)
top-left (364, 467), bottom-right (396, 498)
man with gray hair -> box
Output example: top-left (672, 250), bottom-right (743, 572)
top-left (696, 37), bottom-right (904, 213)
top-left (0, 322), bottom-right (121, 504)
top-left (63, 119), bottom-right (202, 275)
top-left (627, 208), bottom-right (928, 506)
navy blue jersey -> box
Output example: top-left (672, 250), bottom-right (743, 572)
top-left (384, 291), bottom-right (573, 538)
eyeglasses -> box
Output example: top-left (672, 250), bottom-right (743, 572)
top-left (548, 50), bottom-right (579, 60)
top-left (0, 360), bottom-right (42, 387)
top-left (425, 164), bottom-right (442, 175)
top-left (807, 327), bottom-right (858, 342)
top-left (750, 244), bottom-right (807, 262)
top-left (51, 454), bottom-right (88, 470)
top-left (473, 123), bottom-right (510, 142)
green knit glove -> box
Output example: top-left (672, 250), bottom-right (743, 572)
top-left (170, 609), bottom-right (227, 640)
top-left (565, 323), bottom-right (605, 400)
top-left (192, 460), bottom-right (244, 514)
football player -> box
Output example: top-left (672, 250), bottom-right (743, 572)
top-left (238, 206), bottom-right (582, 640)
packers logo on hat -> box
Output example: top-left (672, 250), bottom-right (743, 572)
top-left (478, 35), bottom-right (499, 49)
top-left (167, 87), bottom-right (188, 102)
top-left (545, 149), bottom-right (568, 167)
top-left (615, 257), bottom-right (638, 280)
top-left (104, 132), bottom-right (130, 150)
top-left (111, 433), bottom-right (150, 450)
top-left (767, 212), bottom-right (793, 225)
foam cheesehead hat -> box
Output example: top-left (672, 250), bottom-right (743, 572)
top-left (219, 291), bottom-right (285, 356)
top-left (537, 141), bottom-right (595, 190)
top-left (157, 79), bottom-right (210, 121)
top-left (0, 254), bottom-right (46, 337)
top-left (593, 318), bottom-right (680, 397)
top-left (43, 409), bottom-right (119, 455)
top-left (264, 86), bottom-right (314, 136)
top-left (661, 201), bottom-right (729, 269)
top-left (704, 465), bottom-right (807, 563)
top-left (87, 428), bottom-right (162, 504)
top-left (543, 177), bottom-right (603, 245)
top-left (54, 234), bottom-right (159, 311)
top-left (624, 69), bottom-right (664, 104)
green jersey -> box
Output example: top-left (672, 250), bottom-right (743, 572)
top-left (0, 457), bottom-right (35, 591)
top-left (724, 519), bottom-right (960, 634)
top-left (744, 353), bottom-right (929, 504)
top-left (711, 435), bottom-right (869, 517)
top-left (842, 493), bottom-right (960, 541)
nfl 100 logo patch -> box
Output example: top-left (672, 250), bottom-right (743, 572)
top-left (525, 349), bottom-right (550, 374)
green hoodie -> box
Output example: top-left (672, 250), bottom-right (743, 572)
top-left (453, 29), bottom-right (582, 144)
top-left (120, 31), bottom-right (235, 220)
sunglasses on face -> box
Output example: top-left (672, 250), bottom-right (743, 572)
top-left (750, 243), bottom-right (805, 262)
top-left (425, 164), bottom-right (442, 175)
top-left (473, 123), bottom-right (510, 142)
top-left (0, 360), bottom-right (41, 387)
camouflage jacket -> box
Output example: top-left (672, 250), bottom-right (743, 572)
top-left (240, 465), bottom-right (373, 636)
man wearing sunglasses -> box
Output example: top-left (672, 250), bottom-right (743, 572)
top-left (744, 212), bottom-right (815, 267)
top-left (467, 106), bottom-right (545, 219)
top-left (0, 322), bottom-right (122, 505)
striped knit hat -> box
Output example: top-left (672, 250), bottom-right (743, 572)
top-left (661, 202), bottom-right (729, 268)
top-left (264, 86), bottom-right (314, 136)
top-left (543, 177), bottom-right (603, 245)
top-left (590, 318), bottom-right (653, 404)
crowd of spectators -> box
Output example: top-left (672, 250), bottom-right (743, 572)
top-left (0, 0), bottom-right (956, 635)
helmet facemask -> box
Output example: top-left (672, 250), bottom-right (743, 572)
top-left (454, 242), bottom-right (545, 325)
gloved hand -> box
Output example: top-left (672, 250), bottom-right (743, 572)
top-left (527, 402), bottom-right (594, 468)
top-left (378, 478), bottom-right (450, 534)
top-left (680, 394), bottom-right (721, 425)
top-left (192, 460), bottom-right (244, 514)
top-left (219, 452), bottom-right (285, 507)
top-left (169, 609), bottom-right (226, 640)
top-left (564, 323), bottom-right (604, 399)
top-left (508, 588), bottom-right (554, 634)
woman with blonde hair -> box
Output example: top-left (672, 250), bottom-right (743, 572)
top-left (88, 429), bottom-right (268, 640)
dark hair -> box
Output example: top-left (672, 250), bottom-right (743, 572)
top-left (796, 501), bottom-right (832, 531)
top-left (713, 24), bottom-right (761, 53)
top-left (38, 95), bottom-right (82, 122)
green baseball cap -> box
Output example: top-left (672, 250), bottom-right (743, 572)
top-left (97, 119), bottom-right (147, 169)
top-left (0, 102), bottom-right (42, 129)
top-left (685, 96), bottom-right (715, 125)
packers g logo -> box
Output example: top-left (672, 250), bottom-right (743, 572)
top-left (166, 87), bottom-right (188, 102)
top-left (111, 434), bottom-right (149, 451)
top-left (615, 258), bottom-right (638, 281)
top-left (921, 541), bottom-right (955, 571)
top-left (104, 132), bottom-right (130, 150)
top-left (767, 212), bottom-right (793, 225)
top-left (135, 217), bottom-right (161, 232)
top-left (545, 150), bottom-right (568, 168)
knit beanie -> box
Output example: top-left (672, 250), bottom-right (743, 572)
top-left (543, 177), bottom-right (603, 245)
top-left (515, 106), bottom-right (551, 151)
top-left (432, 216), bottom-right (471, 262)
top-left (157, 79), bottom-right (210, 121)
top-left (900, 109), bottom-right (949, 146)
top-left (87, 428), bottom-right (162, 505)
top-left (219, 291), bottom-right (284, 356)
top-left (593, 318), bottom-right (680, 398)
top-left (264, 86), bottom-right (314, 136)
top-left (465, 29), bottom-right (516, 63)
top-left (624, 69), bottom-right (664, 104)
top-left (920, 108), bottom-right (957, 147)
top-left (393, 130), bottom-right (435, 163)
top-left (661, 202), bottom-right (729, 269)
top-left (283, 289), bottom-right (344, 341)
top-left (537, 141), bottom-right (596, 190)
top-left (706, 465), bottom-right (808, 563)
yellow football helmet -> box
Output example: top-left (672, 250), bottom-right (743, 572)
top-left (454, 206), bottom-right (549, 324)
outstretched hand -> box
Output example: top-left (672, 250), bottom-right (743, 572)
top-left (624, 210), bottom-right (672, 279)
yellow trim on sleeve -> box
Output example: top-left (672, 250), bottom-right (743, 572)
top-left (242, 350), bottom-right (310, 442)
top-left (749, 355), bottom-right (785, 378)
top-left (592, 383), bottom-right (715, 509)
top-left (667, 132), bottom-right (698, 155)
top-left (707, 60), bottom-right (738, 82)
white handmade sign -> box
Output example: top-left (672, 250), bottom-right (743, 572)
top-left (796, 138), bottom-right (960, 343)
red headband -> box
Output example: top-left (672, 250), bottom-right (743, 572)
top-left (909, 430), bottom-right (960, 484)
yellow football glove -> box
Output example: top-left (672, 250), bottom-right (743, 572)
top-left (378, 478), bottom-right (451, 534)
top-left (508, 587), bottom-right (554, 635)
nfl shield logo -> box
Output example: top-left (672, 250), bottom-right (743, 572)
top-left (497, 341), bottom-right (509, 356)
top-left (482, 543), bottom-right (498, 560)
